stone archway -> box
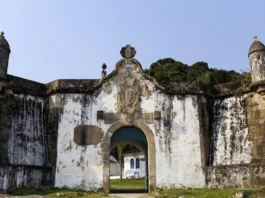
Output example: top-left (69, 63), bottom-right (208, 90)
top-left (102, 120), bottom-right (156, 193)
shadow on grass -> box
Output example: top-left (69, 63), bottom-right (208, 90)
top-left (157, 188), bottom-right (265, 198)
top-left (110, 178), bottom-right (146, 190)
top-left (7, 187), bottom-right (103, 198)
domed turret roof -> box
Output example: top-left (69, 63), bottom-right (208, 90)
top-left (0, 32), bottom-right (10, 53)
top-left (249, 36), bottom-right (265, 56)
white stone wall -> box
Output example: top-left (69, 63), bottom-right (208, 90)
top-left (211, 95), bottom-right (252, 165)
top-left (149, 92), bottom-right (205, 188)
top-left (54, 79), bottom-right (118, 191)
top-left (54, 76), bottom-right (206, 190)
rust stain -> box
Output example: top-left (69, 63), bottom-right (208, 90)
top-left (80, 155), bottom-right (84, 163)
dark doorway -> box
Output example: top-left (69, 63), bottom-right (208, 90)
top-left (109, 127), bottom-right (148, 193)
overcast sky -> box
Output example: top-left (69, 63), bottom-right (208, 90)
top-left (1, 0), bottom-right (265, 83)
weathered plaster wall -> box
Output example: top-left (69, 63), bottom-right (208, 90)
top-left (7, 94), bottom-right (46, 166)
top-left (149, 92), bottom-right (205, 189)
top-left (0, 93), bottom-right (13, 164)
top-left (197, 96), bottom-right (213, 167)
top-left (211, 95), bottom-right (252, 165)
top-left (0, 93), bottom-right (46, 166)
top-left (0, 93), bottom-right (51, 191)
top-left (54, 74), bottom-right (206, 191)
top-left (54, 79), bottom-right (118, 191)
top-left (206, 165), bottom-right (265, 188)
top-left (247, 92), bottom-right (265, 164)
top-left (0, 165), bottom-right (52, 191)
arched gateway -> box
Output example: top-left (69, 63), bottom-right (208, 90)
top-left (103, 120), bottom-right (156, 193)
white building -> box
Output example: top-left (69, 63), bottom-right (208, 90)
top-left (110, 155), bottom-right (120, 178)
top-left (123, 152), bottom-right (146, 179)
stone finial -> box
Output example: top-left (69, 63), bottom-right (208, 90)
top-left (0, 32), bottom-right (4, 37)
top-left (254, 36), bottom-right (258, 41)
top-left (101, 63), bottom-right (107, 78)
top-left (120, 44), bottom-right (136, 59)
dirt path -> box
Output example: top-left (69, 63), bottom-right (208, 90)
top-left (109, 193), bottom-right (153, 198)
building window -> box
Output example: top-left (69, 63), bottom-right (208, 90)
top-left (136, 158), bottom-right (140, 169)
top-left (130, 158), bottom-right (134, 169)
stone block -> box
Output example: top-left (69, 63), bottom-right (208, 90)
top-left (74, 125), bottom-right (103, 145)
top-left (249, 125), bottom-right (265, 140)
top-left (104, 113), bottom-right (121, 124)
top-left (141, 113), bottom-right (154, 124)
top-left (252, 139), bottom-right (265, 161)
top-left (97, 110), bottom-right (104, 120)
top-left (154, 111), bottom-right (161, 120)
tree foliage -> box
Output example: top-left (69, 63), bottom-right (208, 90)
top-left (116, 144), bottom-right (126, 180)
top-left (145, 58), bottom-right (248, 86)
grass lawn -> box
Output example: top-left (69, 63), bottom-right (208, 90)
top-left (6, 187), bottom-right (104, 198)
top-left (110, 178), bottom-right (146, 189)
top-left (6, 186), bottom-right (265, 198)
top-left (156, 188), bottom-right (265, 198)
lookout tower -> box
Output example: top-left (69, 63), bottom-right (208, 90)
top-left (249, 36), bottom-right (265, 97)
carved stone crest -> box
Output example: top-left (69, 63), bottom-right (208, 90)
top-left (118, 72), bottom-right (140, 122)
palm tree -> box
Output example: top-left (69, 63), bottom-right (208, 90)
top-left (117, 144), bottom-right (126, 180)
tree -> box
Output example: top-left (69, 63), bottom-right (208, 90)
top-left (187, 62), bottom-right (209, 81)
top-left (241, 71), bottom-right (252, 88)
top-left (117, 144), bottom-right (126, 180)
top-left (147, 58), bottom-right (188, 84)
top-left (145, 58), bottom-right (243, 86)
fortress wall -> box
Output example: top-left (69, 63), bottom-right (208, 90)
top-left (210, 95), bottom-right (252, 166)
top-left (54, 93), bottom-right (104, 191)
top-left (54, 80), bottom-right (118, 191)
top-left (143, 91), bottom-right (206, 189)
top-left (54, 76), bottom-right (208, 191)
top-left (7, 94), bottom-right (46, 166)
top-left (206, 165), bottom-right (265, 188)
top-left (0, 165), bottom-right (52, 191)
top-left (247, 92), bottom-right (265, 164)
top-left (0, 93), bottom-right (51, 191)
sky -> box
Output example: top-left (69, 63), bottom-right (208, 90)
top-left (0, 0), bottom-right (265, 83)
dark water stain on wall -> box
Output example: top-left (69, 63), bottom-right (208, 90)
top-left (210, 96), bottom-right (250, 166)
top-left (0, 165), bottom-right (52, 191)
top-left (7, 95), bottom-right (46, 166)
top-left (0, 94), bottom-right (14, 164)
top-left (161, 96), bottom-right (174, 154)
top-left (206, 165), bottom-right (265, 188)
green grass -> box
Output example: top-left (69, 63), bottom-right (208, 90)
top-left (6, 186), bottom-right (265, 198)
top-left (110, 178), bottom-right (146, 189)
top-left (7, 187), bottom-right (105, 198)
top-left (155, 188), bottom-right (265, 198)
